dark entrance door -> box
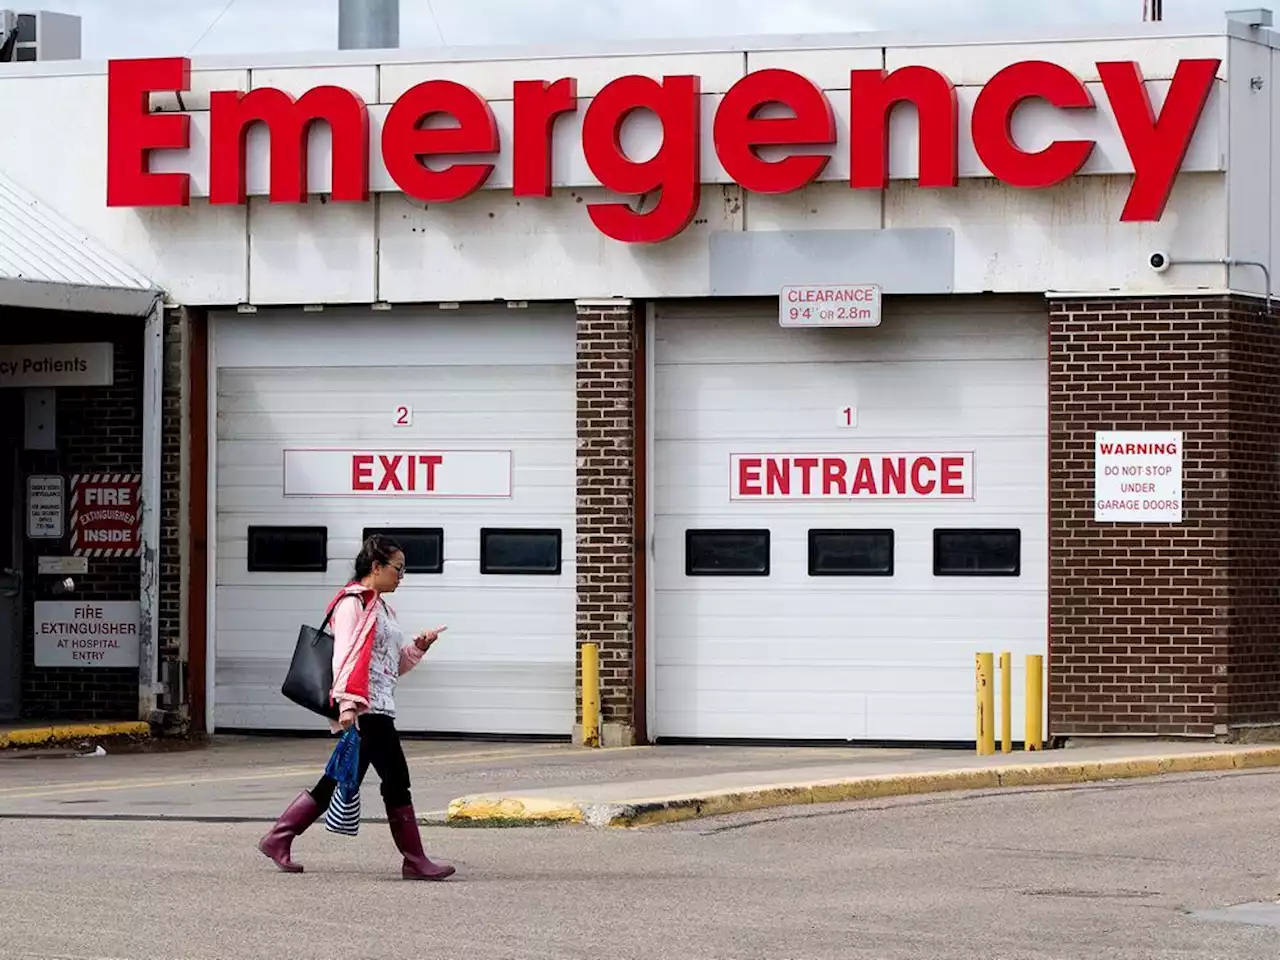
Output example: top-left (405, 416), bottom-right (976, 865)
top-left (0, 393), bottom-right (20, 721)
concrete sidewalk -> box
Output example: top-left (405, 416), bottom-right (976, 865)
top-left (445, 741), bottom-right (1280, 827)
top-left (3, 734), bottom-right (1279, 829)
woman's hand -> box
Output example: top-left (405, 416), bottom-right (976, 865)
top-left (338, 705), bottom-right (359, 731)
top-left (414, 625), bottom-right (447, 651)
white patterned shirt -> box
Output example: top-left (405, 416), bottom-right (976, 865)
top-left (368, 602), bottom-right (405, 717)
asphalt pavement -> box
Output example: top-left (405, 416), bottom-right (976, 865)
top-left (4, 766), bottom-right (1280, 959)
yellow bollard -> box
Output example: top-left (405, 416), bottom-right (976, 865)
top-left (975, 652), bottom-right (995, 755)
top-left (1025, 654), bottom-right (1043, 751)
top-left (581, 643), bottom-right (600, 748)
top-left (1000, 651), bottom-right (1012, 754)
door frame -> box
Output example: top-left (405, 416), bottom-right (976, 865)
top-left (1, 433), bottom-right (23, 721)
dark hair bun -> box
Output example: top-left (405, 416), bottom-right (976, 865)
top-left (353, 533), bottom-right (403, 580)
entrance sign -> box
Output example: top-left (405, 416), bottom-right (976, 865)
top-left (283, 449), bottom-right (513, 497)
top-left (0, 343), bottom-right (113, 388)
top-left (1094, 431), bottom-right (1182, 523)
top-left (34, 601), bottom-right (141, 668)
top-left (781, 284), bottom-right (881, 328)
top-left (27, 475), bottom-right (64, 539)
top-left (105, 56), bottom-right (1223, 240)
top-left (732, 452), bottom-right (974, 500)
top-left (71, 474), bottom-right (143, 556)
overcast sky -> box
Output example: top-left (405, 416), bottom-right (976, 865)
top-left (31, 0), bottom-right (1248, 60)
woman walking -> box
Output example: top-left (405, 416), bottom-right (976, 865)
top-left (258, 534), bottom-right (456, 880)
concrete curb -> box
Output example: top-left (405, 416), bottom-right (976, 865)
top-left (0, 721), bottom-right (151, 750)
top-left (445, 746), bottom-right (1280, 828)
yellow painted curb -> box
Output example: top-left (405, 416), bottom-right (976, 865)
top-left (446, 795), bottom-right (584, 826)
top-left (444, 746), bottom-right (1280, 829)
top-left (0, 721), bottom-right (151, 750)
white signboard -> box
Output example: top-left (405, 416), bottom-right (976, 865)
top-left (283, 449), bottom-right (513, 498)
top-left (780, 284), bottom-right (882, 328)
top-left (27, 475), bottom-right (64, 539)
top-left (34, 601), bottom-right (141, 668)
top-left (0, 343), bottom-right (113, 388)
top-left (731, 452), bottom-right (974, 500)
top-left (1094, 431), bottom-right (1183, 523)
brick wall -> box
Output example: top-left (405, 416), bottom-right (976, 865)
top-left (1, 314), bottom-right (144, 720)
top-left (158, 308), bottom-right (187, 717)
top-left (1048, 294), bottom-right (1280, 738)
top-left (1222, 298), bottom-right (1280, 726)
top-left (575, 299), bottom-right (638, 746)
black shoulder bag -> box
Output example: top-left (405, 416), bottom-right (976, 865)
top-left (281, 593), bottom-right (365, 720)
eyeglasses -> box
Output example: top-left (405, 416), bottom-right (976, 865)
top-left (388, 562), bottom-right (405, 578)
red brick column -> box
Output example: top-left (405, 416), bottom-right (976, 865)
top-left (1048, 294), bottom-right (1280, 740)
top-left (1220, 298), bottom-right (1280, 732)
top-left (574, 298), bottom-right (638, 746)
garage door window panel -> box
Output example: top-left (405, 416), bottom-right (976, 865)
top-left (808, 529), bottom-right (894, 577)
top-left (362, 527), bottom-right (444, 574)
top-left (247, 526), bottom-right (328, 573)
top-left (480, 528), bottom-right (562, 575)
top-left (933, 529), bottom-right (1021, 577)
top-left (686, 529), bottom-right (771, 577)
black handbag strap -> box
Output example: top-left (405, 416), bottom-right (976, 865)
top-left (317, 591), bottom-right (372, 635)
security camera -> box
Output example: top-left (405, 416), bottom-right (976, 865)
top-left (1149, 251), bottom-right (1171, 274)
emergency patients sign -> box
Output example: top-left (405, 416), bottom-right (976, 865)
top-left (780, 284), bottom-right (881, 328)
top-left (1094, 431), bottom-right (1182, 522)
top-left (283, 449), bottom-right (513, 498)
top-left (732, 453), bottom-right (974, 500)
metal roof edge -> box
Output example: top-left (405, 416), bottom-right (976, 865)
top-left (0, 169), bottom-right (161, 313)
top-left (0, 17), bottom-right (1247, 80)
top-left (1043, 286), bottom-right (1232, 300)
top-left (0, 277), bottom-right (160, 316)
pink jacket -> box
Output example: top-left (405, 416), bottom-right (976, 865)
top-left (325, 581), bottom-right (427, 732)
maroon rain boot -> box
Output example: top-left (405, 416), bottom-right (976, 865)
top-left (387, 804), bottom-right (456, 880)
top-left (258, 791), bottom-right (323, 873)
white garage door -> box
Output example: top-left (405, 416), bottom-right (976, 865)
top-left (211, 305), bottom-right (576, 735)
top-left (652, 295), bottom-right (1047, 743)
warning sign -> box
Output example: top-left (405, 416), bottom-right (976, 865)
top-left (1094, 431), bottom-right (1183, 523)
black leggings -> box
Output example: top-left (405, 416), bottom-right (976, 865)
top-left (308, 713), bottom-right (412, 810)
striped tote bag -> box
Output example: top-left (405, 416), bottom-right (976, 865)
top-left (322, 728), bottom-right (362, 837)
top-left (325, 782), bottom-right (361, 836)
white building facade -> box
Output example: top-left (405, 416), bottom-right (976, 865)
top-left (2, 11), bottom-right (1278, 745)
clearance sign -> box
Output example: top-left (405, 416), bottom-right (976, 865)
top-left (731, 453), bottom-right (974, 500)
